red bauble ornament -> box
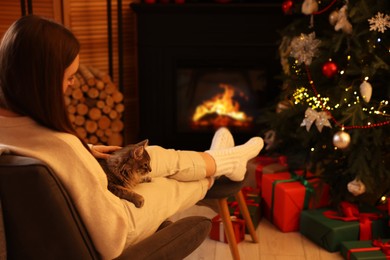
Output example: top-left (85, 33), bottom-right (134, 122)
top-left (282, 0), bottom-right (294, 14)
top-left (322, 61), bottom-right (338, 78)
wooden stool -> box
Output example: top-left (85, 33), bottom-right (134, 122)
top-left (204, 173), bottom-right (259, 260)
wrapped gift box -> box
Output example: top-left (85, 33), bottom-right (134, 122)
top-left (227, 187), bottom-right (262, 233)
top-left (246, 155), bottom-right (288, 188)
top-left (340, 239), bottom-right (390, 260)
top-left (242, 187), bottom-right (262, 233)
top-left (261, 171), bottom-right (329, 232)
top-left (209, 215), bottom-right (245, 244)
top-left (300, 207), bottom-right (390, 252)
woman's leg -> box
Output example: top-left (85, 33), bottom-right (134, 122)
top-left (145, 127), bottom-right (235, 181)
top-left (146, 136), bottom-right (263, 182)
top-left (146, 145), bottom-right (209, 181)
top-left (123, 177), bottom-right (209, 246)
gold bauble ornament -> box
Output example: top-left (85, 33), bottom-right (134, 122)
top-left (301, 0), bottom-right (318, 15)
top-left (359, 80), bottom-right (373, 103)
top-left (347, 178), bottom-right (366, 196)
top-left (333, 131), bottom-right (351, 149)
top-left (329, 10), bottom-right (339, 25)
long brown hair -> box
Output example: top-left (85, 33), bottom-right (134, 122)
top-left (0, 15), bottom-right (87, 146)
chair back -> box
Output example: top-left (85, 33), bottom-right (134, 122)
top-left (0, 155), bottom-right (100, 260)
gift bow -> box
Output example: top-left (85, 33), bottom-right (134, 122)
top-left (323, 201), bottom-right (383, 240)
top-left (228, 201), bottom-right (241, 216)
top-left (300, 108), bottom-right (332, 132)
top-left (372, 239), bottom-right (390, 256)
top-left (347, 240), bottom-right (390, 260)
top-left (228, 188), bottom-right (259, 217)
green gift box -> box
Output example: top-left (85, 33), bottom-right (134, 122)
top-left (300, 208), bottom-right (390, 252)
top-left (340, 240), bottom-right (390, 260)
top-left (242, 189), bottom-right (262, 233)
top-left (227, 187), bottom-right (262, 234)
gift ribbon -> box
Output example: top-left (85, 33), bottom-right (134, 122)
top-left (241, 186), bottom-right (260, 199)
top-left (277, 155), bottom-right (288, 167)
top-left (373, 239), bottom-right (390, 256)
top-left (228, 187), bottom-right (260, 215)
top-left (346, 240), bottom-right (390, 260)
top-left (270, 171), bottom-right (314, 223)
top-left (228, 201), bottom-right (241, 216)
top-left (323, 201), bottom-right (383, 240)
top-left (228, 198), bottom-right (259, 217)
top-left (212, 215), bottom-right (237, 243)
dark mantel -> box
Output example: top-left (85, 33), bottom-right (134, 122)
top-left (131, 2), bottom-right (289, 150)
top-left (131, 3), bottom-right (285, 47)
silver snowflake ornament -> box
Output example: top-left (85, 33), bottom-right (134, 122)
top-left (368, 12), bottom-right (390, 33)
top-left (290, 32), bottom-right (321, 65)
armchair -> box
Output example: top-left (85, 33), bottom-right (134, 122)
top-left (0, 155), bottom-right (211, 260)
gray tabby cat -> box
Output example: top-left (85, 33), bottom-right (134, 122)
top-left (99, 139), bottom-right (152, 208)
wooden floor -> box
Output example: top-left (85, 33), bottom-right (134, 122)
top-left (171, 205), bottom-right (344, 260)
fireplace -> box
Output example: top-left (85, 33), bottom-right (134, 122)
top-left (177, 66), bottom-right (268, 132)
top-left (131, 3), bottom-right (288, 150)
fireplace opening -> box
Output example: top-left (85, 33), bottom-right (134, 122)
top-left (176, 65), bottom-right (277, 135)
top-left (131, 3), bottom-right (289, 150)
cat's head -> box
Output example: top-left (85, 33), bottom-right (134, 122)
top-left (128, 139), bottom-right (152, 174)
top-left (107, 139), bottom-right (152, 178)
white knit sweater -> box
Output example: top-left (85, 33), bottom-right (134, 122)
top-left (0, 116), bottom-right (132, 259)
top-left (0, 116), bottom-right (209, 259)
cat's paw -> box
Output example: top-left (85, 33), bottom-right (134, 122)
top-left (133, 197), bottom-right (144, 208)
top-left (142, 176), bottom-right (152, 183)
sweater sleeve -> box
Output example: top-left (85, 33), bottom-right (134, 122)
top-left (48, 133), bottom-right (131, 259)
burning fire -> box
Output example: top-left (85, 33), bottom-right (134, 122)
top-left (191, 83), bottom-right (253, 128)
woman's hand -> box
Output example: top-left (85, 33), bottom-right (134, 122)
top-left (90, 145), bottom-right (122, 159)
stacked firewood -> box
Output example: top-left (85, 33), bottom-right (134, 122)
top-left (64, 64), bottom-right (124, 146)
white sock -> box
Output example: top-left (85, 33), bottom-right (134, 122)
top-left (209, 127), bottom-right (235, 181)
top-left (210, 127), bottom-right (235, 150)
top-left (206, 137), bottom-right (264, 181)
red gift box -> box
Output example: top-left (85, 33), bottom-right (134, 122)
top-left (209, 215), bottom-right (245, 244)
top-left (262, 171), bottom-right (330, 232)
top-left (247, 155), bottom-right (288, 189)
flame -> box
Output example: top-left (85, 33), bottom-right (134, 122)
top-left (191, 83), bottom-right (252, 127)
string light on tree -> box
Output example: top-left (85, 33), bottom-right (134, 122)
top-left (273, 0), bottom-right (390, 206)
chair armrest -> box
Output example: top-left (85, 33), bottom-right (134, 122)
top-left (116, 216), bottom-right (211, 260)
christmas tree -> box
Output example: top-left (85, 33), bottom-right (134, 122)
top-left (264, 0), bottom-right (390, 206)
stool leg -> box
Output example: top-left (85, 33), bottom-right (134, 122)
top-left (217, 198), bottom-right (240, 260)
top-left (235, 190), bottom-right (259, 243)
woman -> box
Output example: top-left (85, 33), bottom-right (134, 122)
top-left (0, 15), bottom-right (263, 259)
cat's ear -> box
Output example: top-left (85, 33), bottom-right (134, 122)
top-left (140, 139), bottom-right (149, 147)
top-left (133, 145), bottom-right (144, 160)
